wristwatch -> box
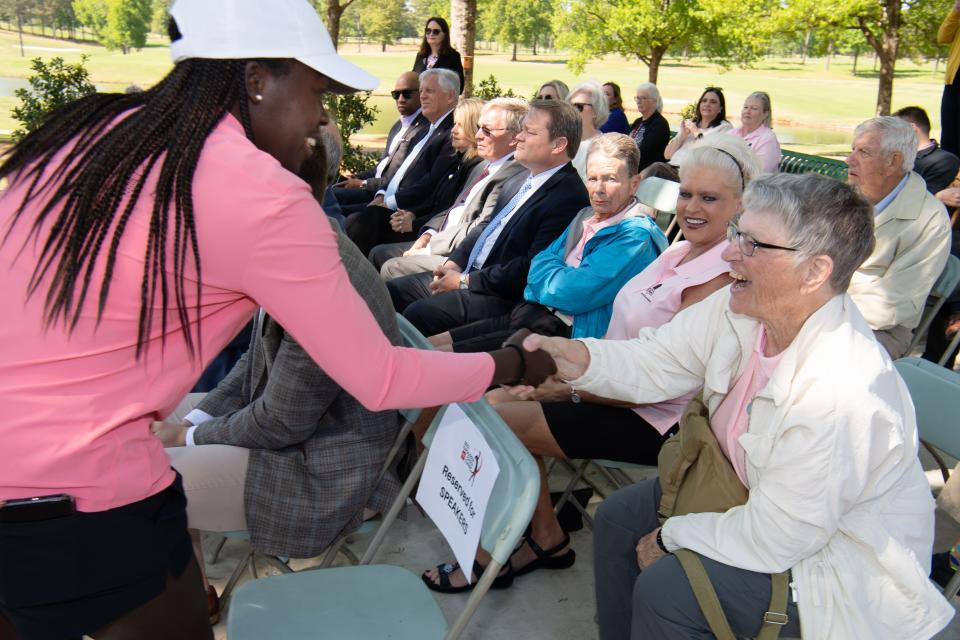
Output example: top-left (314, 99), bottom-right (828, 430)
top-left (459, 273), bottom-right (469, 290)
top-left (570, 387), bottom-right (582, 403)
top-left (656, 528), bottom-right (671, 554)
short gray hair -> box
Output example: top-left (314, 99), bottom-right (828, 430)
top-left (679, 135), bottom-right (762, 197)
top-left (635, 82), bottom-right (663, 112)
top-left (486, 97), bottom-right (529, 133)
top-left (587, 133), bottom-right (641, 177)
top-left (568, 80), bottom-right (609, 129)
top-left (743, 173), bottom-right (875, 292)
top-left (319, 124), bottom-right (343, 183)
top-left (420, 68), bottom-right (460, 96)
top-left (853, 116), bottom-right (917, 174)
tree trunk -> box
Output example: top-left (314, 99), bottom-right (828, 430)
top-left (647, 45), bottom-right (666, 84)
top-left (857, 0), bottom-right (899, 115)
top-left (326, 1), bottom-right (343, 50)
top-left (875, 49), bottom-right (895, 114)
top-left (450, 0), bottom-right (476, 95)
top-left (853, 47), bottom-right (859, 75)
top-left (381, 42), bottom-right (386, 52)
top-left (511, 40), bottom-right (517, 61)
top-left (801, 30), bottom-right (811, 65)
top-left (532, 37), bottom-right (537, 56)
top-left (17, 13), bottom-right (24, 57)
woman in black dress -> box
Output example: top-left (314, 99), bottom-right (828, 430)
top-left (412, 17), bottom-right (464, 94)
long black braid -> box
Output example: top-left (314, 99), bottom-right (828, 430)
top-left (0, 22), bottom-right (289, 359)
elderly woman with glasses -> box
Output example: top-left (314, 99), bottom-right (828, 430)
top-left (567, 80), bottom-right (610, 182)
top-left (412, 16), bottom-right (464, 94)
top-left (629, 82), bottom-right (671, 171)
top-left (520, 172), bottom-right (952, 639)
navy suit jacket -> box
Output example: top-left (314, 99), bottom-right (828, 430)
top-left (358, 113), bottom-right (429, 192)
top-left (449, 162), bottom-right (590, 302)
top-left (392, 110), bottom-right (460, 215)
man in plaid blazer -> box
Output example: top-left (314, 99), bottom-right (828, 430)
top-left (167, 223), bottom-right (404, 560)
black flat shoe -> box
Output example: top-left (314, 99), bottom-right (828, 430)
top-left (512, 533), bottom-right (576, 577)
top-left (421, 559), bottom-right (515, 593)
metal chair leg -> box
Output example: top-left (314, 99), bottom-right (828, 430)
top-left (210, 535), bottom-right (228, 564)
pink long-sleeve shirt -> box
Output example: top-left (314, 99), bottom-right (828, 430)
top-left (0, 113), bottom-right (494, 512)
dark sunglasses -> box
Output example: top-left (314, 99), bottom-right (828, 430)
top-left (424, 28), bottom-right (443, 36)
top-left (391, 89), bottom-right (417, 100)
top-left (536, 94), bottom-right (554, 100)
top-left (571, 103), bottom-right (590, 112)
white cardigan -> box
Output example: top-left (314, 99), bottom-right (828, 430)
top-left (570, 288), bottom-right (953, 639)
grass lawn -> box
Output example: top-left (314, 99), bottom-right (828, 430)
top-left (0, 27), bottom-right (948, 156)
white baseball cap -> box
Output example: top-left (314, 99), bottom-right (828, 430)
top-left (169, 0), bottom-right (379, 94)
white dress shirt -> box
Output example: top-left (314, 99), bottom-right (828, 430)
top-left (380, 108), bottom-right (455, 210)
top-left (374, 108), bottom-right (422, 178)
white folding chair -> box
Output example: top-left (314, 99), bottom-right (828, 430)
top-left (635, 176), bottom-right (682, 244)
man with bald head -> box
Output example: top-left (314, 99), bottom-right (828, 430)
top-left (333, 71), bottom-right (428, 207)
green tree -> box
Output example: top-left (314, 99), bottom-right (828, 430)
top-left (0, 0), bottom-right (40, 56)
top-left (11, 55), bottom-right (96, 141)
top-left (73, 0), bottom-right (152, 53)
top-left (360, 0), bottom-right (405, 51)
top-left (555, 0), bottom-right (772, 84)
top-left (480, 0), bottom-right (553, 60)
top-left (450, 0), bottom-right (477, 94)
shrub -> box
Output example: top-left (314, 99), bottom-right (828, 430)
top-left (324, 92), bottom-right (380, 175)
top-left (474, 74), bottom-right (517, 101)
top-left (11, 56), bottom-right (97, 142)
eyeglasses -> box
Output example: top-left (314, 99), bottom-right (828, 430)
top-left (536, 94), bottom-right (554, 100)
top-left (726, 222), bottom-right (799, 257)
top-left (571, 103), bottom-right (591, 112)
top-left (391, 89), bottom-right (416, 100)
top-left (424, 28), bottom-right (443, 36)
top-left (478, 125), bottom-right (508, 137)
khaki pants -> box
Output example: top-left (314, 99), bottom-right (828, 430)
top-left (165, 393), bottom-right (249, 533)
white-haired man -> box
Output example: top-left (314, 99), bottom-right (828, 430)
top-left (846, 115), bottom-right (952, 358)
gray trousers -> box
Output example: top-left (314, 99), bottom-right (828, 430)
top-left (594, 478), bottom-right (801, 639)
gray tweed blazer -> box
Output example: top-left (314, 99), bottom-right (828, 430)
top-left (193, 224), bottom-right (402, 558)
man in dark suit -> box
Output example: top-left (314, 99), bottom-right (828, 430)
top-left (894, 106), bottom-right (960, 196)
top-left (332, 71), bottom-right (428, 207)
top-left (345, 68), bottom-right (462, 255)
top-left (371, 97), bottom-right (531, 277)
top-left (388, 100), bottom-right (590, 337)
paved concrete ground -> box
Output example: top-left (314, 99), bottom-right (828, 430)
top-left (202, 455), bottom-right (960, 639)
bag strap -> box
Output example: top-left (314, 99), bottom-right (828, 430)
top-left (756, 570), bottom-right (791, 640)
top-left (675, 549), bottom-right (791, 640)
top-left (674, 549), bottom-right (737, 640)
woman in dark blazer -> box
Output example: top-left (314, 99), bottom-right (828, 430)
top-left (413, 16), bottom-right (464, 94)
top-left (630, 82), bottom-right (671, 171)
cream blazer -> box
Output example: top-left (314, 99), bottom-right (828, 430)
top-left (848, 172), bottom-right (951, 331)
top-left (570, 288), bottom-right (953, 639)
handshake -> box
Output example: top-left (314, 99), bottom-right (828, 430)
top-left (490, 329), bottom-right (560, 388)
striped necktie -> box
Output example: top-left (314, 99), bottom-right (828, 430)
top-left (464, 176), bottom-right (533, 272)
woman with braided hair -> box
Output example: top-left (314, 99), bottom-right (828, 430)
top-left (0, 1), bottom-right (552, 637)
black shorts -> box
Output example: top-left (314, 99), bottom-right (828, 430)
top-left (0, 473), bottom-right (193, 639)
top-left (542, 401), bottom-right (676, 466)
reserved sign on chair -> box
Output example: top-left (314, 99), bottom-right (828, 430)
top-left (416, 404), bottom-right (501, 582)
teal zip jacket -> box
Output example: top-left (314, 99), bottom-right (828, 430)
top-left (523, 200), bottom-right (668, 339)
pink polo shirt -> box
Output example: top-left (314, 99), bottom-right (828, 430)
top-left (564, 210), bottom-right (627, 267)
top-left (0, 113), bottom-right (494, 512)
top-left (604, 240), bottom-right (729, 433)
top-left (709, 327), bottom-right (784, 486)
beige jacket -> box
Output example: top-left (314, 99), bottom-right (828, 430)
top-left (570, 288), bottom-right (953, 639)
top-left (848, 172), bottom-right (951, 331)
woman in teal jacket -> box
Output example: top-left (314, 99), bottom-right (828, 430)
top-left (432, 133), bottom-right (666, 352)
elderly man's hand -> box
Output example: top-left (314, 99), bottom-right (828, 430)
top-left (937, 187), bottom-right (960, 208)
top-left (370, 194), bottom-right (386, 208)
top-left (406, 233), bottom-right (432, 254)
top-left (151, 419), bottom-right (189, 448)
top-left (636, 528), bottom-right (667, 570)
top-left (390, 210), bottom-right (416, 233)
top-left (430, 269), bottom-right (462, 294)
top-left (433, 259), bottom-right (462, 278)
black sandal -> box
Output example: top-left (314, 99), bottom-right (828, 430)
top-left (421, 559), bottom-right (515, 593)
top-left (511, 533), bottom-right (576, 577)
